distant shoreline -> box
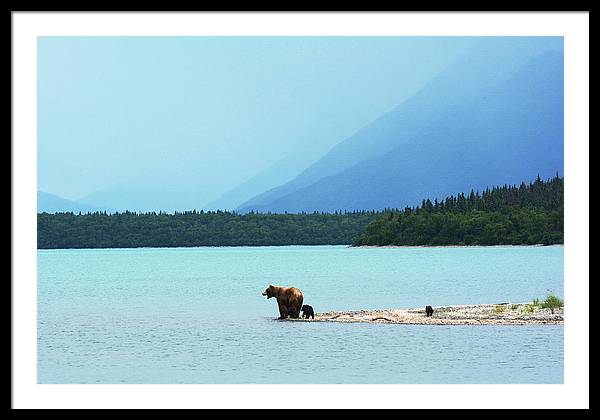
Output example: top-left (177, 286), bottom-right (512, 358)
top-left (352, 244), bottom-right (562, 249)
top-left (288, 303), bottom-right (564, 325)
top-left (37, 243), bottom-right (564, 251)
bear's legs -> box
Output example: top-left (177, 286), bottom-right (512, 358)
top-left (278, 302), bottom-right (289, 319)
top-left (288, 306), bottom-right (300, 319)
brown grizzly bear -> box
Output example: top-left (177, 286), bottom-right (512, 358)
top-left (262, 285), bottom-right (304, 319)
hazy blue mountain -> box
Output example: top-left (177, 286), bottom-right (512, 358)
top-left (37, 191), bottom-right (109, 214)
top-left (237, 39), bottom-right (562, 212)
top-left (237, 48), bottom-right (563, 213)
top-left (77, 182), bottom-right (190, 214)
top-left (203, 156), bottom-right (311, 211)
top-left (203, 137), bottom-right (341, 211)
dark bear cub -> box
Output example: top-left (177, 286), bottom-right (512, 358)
top-left (301, 304), bottom-right (315, 319)
top-left (425, 305), bottom-right (434, 317)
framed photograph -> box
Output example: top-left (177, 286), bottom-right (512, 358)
top-left (12, 11), bottom-right (589, 409)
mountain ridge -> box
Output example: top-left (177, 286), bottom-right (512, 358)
top-left (237, 39), bottom-right (561, 212)
top-left (237, 48), bottom-right (563, 213)
top-left (37, 191), bottom-right (112, 214)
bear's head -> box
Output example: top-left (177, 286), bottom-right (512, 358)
top-left (262, 285), bottom-right (276, 299)
top-left (301, 305), bottom-right (308, 311)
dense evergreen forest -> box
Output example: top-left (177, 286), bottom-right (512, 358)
top-left (37, 210), bottom-right (379, 249)
top-left (354, 175), bottom-right (563, 246)
top-left (37, 175), bottom-right (563, 249)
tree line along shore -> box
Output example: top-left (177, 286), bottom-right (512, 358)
top-left (37, 175), bottom-right (563, 249)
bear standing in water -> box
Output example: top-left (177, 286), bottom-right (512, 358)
top-left (262, 285), bottom-right (304, 319)
top-left (301, 304), bottom-right (315, 319)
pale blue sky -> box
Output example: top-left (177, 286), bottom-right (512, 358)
top-left (38, 36), bottom-right (481, 209)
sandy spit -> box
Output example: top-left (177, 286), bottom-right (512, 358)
top-left (287, 303), bottom-right (563, 325)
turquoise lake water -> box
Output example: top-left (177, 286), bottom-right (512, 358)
top-left (38, 245), bottom-right (564, 383)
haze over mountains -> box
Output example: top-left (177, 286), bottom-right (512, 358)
top-left (38, 38), bottom-right (563, 214)
top-left (236, 42), bottom-right (564, 214)
top-left (203, 139), bottom-right (336, 211)
top-left (37, 191), bottom-right (111, 214)
top-left (40, 37), bottom-right (477, 214)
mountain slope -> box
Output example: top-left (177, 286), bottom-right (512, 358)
top-left (37, 191), bottom-right (109, 214)
top-left (237, 39), bottom-right (561, 212)
top-left (238, 49), bottom-right (563, 213)
top-left (203, 139), bottom-right (335, 211)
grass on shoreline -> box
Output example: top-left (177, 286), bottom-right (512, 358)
top-left (525, 294), bottom-right (564, 314)
top-left (494, 305), bottom-right (506, 314)
top-left (487, 295), bottom-right (564, 315)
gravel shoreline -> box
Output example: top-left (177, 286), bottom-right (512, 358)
top-left (287, 303), bottom-right (563, 325)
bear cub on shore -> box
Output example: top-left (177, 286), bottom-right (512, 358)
top-left (301, 304), bottom-right (315, 319)
top-left (425, 305), bottom-right (434, 317)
